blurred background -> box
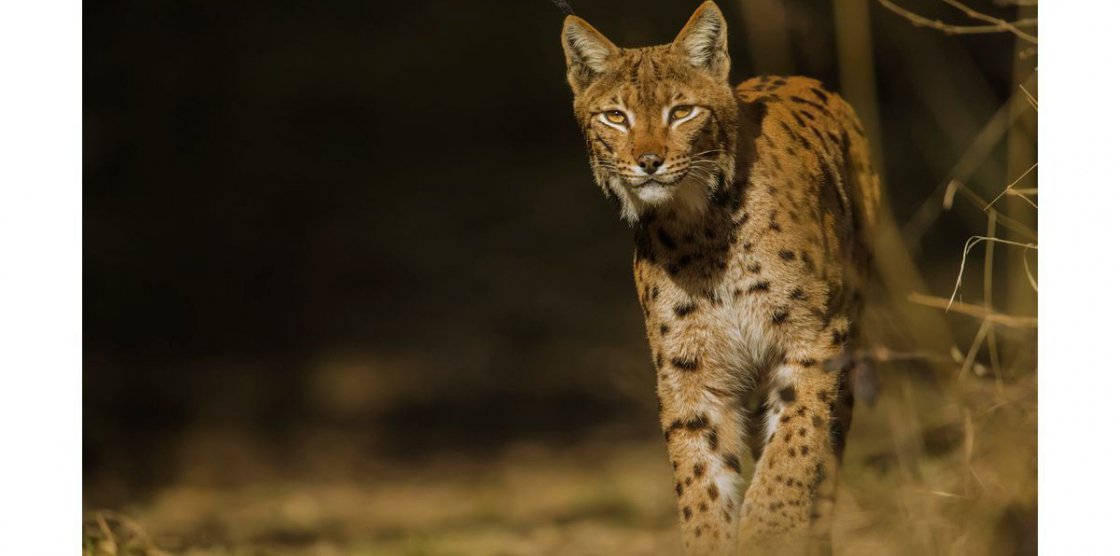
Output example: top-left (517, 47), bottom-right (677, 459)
top-left (84, 0), bottom-right (1037, 554)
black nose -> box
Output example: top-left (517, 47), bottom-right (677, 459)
top-left (637, 153), bottom-right (663, 174)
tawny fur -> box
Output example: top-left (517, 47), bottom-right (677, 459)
top-left (562, 3), bottom-right (880, 554)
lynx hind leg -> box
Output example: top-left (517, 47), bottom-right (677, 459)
top-left (738, 323), bottom-right (854, 555)
top-left (660, 377), bottom-right (749, 555)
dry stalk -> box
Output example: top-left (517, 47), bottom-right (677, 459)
top-left (984, 162), bottom-right (1037, 210)
top-left (947, 236), bottom-right (1037, 308)
top-left (908, 293), bottom-right (1038, 328)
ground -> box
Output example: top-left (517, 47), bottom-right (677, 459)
top-left (84, 359), bottom-right (1035, 556)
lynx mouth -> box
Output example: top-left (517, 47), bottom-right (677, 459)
top-left (630, 173), bottom-right (687, 188)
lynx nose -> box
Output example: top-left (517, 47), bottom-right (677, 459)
top-left (637, 153), bottom-right (663, 174)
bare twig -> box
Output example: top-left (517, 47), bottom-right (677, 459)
top-left (983, 162), bottom-right (1038, 211)
top-left (983, 212), bottom-right (1004, 382)
top-left (1019, 84), bottom-right (1038, 110)
top-left (949, 235), bottom-right (1038, 307)
top-left (960, 318), bottom-right (992, 380)
top-left (1022, 247), bottom-right (1038, 292)
top-left (941, 0), bottom-right (1039, 42)
top-left (1008, 188), bottom-right (1038, 209)
top-left (908, 292), bottom-right (1038, 327)
top-left (942, 180), bottom-right (1037, 239)
top-left (877, 0), bottom-right (1038, 43)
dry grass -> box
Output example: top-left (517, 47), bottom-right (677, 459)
top-left (82, 358), bottom-right (1035, 555)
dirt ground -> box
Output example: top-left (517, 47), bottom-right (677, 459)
top-left (84, 359), bottom-right (1036, 556)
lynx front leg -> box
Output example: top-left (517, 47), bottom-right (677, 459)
top-left (737, 328), bottom-right (854, 555)
top-left (657, 359), bottom-right (748, 556)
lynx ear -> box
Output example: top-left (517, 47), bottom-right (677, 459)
top-left (561, 15), bottom-right (619, 93)
top-left (671, 1), bottom-right (730, 80)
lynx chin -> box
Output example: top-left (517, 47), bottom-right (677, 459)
top-left (561, 2), bottom-right (880, 554)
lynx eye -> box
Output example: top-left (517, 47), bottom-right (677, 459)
top-left (602, 110), bottom-right (628, 126)
top-left (670, 105), bottom-right (695, 122)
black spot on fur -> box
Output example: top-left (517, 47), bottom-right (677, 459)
top-left (674, 303), bottom-right (697, 317)
top-left (748, 281), bottom-right (771, 293)
top-left (779, 249), bottom-right (795, 261)
top-left (789, 287), bottom-right (807, 300)
top-left (686, 415), bottom-right (711, 431)
top-left (778, 386), bottom-right (796, 402)
top-left (672, 357), bottom-right (701, 371)
top-left (693, 463), bottom-right (706, 477)
top-left (723, 454), bottom-right (741, 473)
top-left (705, 290), bottom-right (721, 306)
top-left (772, 309), bottom-right (790, 324)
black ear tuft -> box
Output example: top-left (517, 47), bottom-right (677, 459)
top-left (550, 0), bottom-right (574, 16)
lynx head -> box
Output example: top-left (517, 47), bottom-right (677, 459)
top-left (562, 2), bottom-right (738, 223)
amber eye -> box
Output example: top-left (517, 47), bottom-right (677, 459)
top-left (603, 110), bottom-right (627, 125)
top-left (670, 105), bottom-right (694, 121)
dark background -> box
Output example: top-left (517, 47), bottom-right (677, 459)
top-left (84, 0), bottom-right (1035, 525)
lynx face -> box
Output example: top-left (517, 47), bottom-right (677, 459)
top-left (562, 4), bottom-right (739, 223)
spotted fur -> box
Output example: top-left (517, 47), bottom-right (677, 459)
top-left (562, 2), bottom-right (879, 555)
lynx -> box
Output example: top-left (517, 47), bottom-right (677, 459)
top-left (560, 2), bottom-right (880, 554)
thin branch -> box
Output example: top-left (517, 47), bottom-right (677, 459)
top-left (908, 293), bottom-right (1038, 327)
top-left (942, 179), bottom-right (1038, 239)
top-left (1022, 247), bottom-right (1038, 292)
top-left (878, 0), bottom-right (1038, 43)
top-left (1009, 188), bottom-right (1038, 209)
top-left (984, 162), bottom-right (1038, 210)
top-left (941, 0), bottom-right (1039, 43)
top-left (949, 235), bottom-right (1038, 307)
top-left (960, 318), bottom-right (992, 380)
top-left (1019, 84), bottom-right (1038, 110)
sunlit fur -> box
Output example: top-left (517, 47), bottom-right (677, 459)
top-left (561, 3), bottom-right (881, 555)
